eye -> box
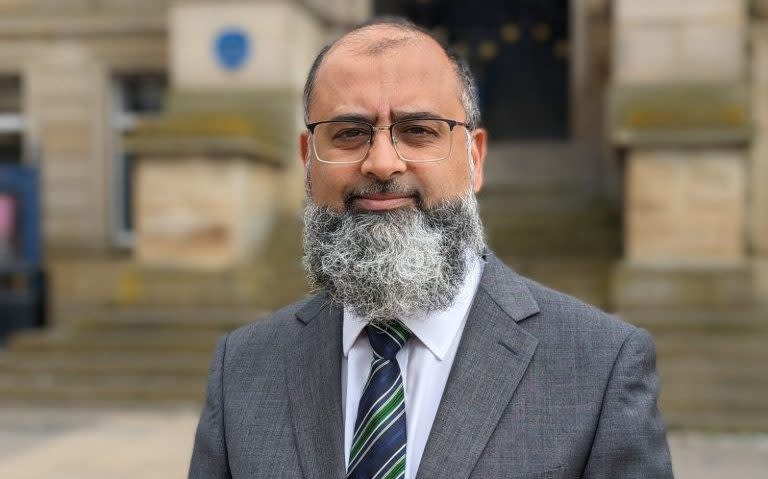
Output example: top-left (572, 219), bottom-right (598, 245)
top-left (333, 128), bottom-right (369, 141)
top-left (401, 124), bottom-right (438, 137)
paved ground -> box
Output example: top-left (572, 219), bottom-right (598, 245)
top-left (0, 406), bottom-right (766, 478)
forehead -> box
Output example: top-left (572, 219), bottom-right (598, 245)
top-left (309, 28), bottom-right (464, 121)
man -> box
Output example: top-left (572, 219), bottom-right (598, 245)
top-left (189, 18), bottom-right (673, 479)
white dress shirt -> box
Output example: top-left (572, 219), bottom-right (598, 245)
top-left (342, 253), bottom-right (484, 479)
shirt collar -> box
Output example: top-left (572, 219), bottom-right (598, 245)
top-left (342, 252), bottom-right (484, 361)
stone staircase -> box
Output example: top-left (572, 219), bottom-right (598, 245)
top-left (0, 312), bottom-right (253, 405)
top-left (623, 309), bottom-right (768, 433)
top-left (479, 142), bottom-right (621, 309)
top-left (479, 190), bottom-right (621, 309)
top-left (0, 216), bottom-right (308, 406)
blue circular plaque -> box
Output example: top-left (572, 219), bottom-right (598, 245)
top-left (214, 28), bottom-right (252, 71)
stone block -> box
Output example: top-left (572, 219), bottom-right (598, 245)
top-left (753, 137), bottom-right (768, 256)
top-left (756, 259), bottom-right (768, 306)
top-left (170, 2), bottom-right (325, 91)
top-left (302, 0), bottom-right (371, 25)
top-left (625, 149), bottom-right (746, 263)
top-left (752, 25), bottom-right (768, 83)
top-left (43, 216), bottom-right (91, 243)
top-left (615, 23), bottom-right (745, 84)
top-left (614, 0), bottom-right (746, 83)
top-left (134, 156), bottom-right (278, 269)
top-left (616, 0), bottom-right (745, 24)
top-left (608, 84), bottom-right (750, 146)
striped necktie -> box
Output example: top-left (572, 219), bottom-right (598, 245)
top-left (347, 321), bottom-right (412, 479)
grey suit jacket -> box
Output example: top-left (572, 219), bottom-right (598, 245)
top-left (189, 253), bottom-right (673, 478)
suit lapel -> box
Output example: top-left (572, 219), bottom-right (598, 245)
top-left (416, 254), bottom-right (540, 479)
top-left (284, 294), bottom-right (346, 479)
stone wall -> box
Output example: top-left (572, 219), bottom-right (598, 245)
top-left (170, 3), bottom-right (325, 92)
top-left (614, 0), bottom-right (746, 84)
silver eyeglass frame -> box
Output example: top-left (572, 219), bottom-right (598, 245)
top-left (305, 118), bottom-right (470, 165)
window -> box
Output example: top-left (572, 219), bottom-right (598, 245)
top-left (112, 73), bottom-right (168, 247)
top-left (0, 76), bottom-right (24, 165)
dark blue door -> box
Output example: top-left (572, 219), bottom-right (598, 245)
top-left (375, 0), bottom-right (570, 140)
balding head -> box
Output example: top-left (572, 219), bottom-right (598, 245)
top-left (302, 18), bottom-right (480, 130)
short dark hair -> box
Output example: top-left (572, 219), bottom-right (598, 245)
top-left (302, 16), bottom-right (481, 130)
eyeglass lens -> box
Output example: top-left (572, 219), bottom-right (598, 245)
top-left (312, 119), bottom-right (453, 163)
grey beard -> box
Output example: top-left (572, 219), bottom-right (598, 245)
top-left (302, 188), bottom-right (485, 324)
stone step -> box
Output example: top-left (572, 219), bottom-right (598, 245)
top-left (480, 203), bottom-right (614, 224)
top-left (7, 331), bottom-right (220, 354)
top-left (66, 307), bottom-right (264, 331)
top-left (495, 257), bottom-right (616, 309)
top-left (483, 143), bottom-right (602, 191)
top-left (478, 184), bottom-right (616, 216)
top-left (660, 386), bottom-right (768, 414)
top-left (661, 410), bottom-right (768, 433)
top-left (483, 206), bottom-right (621, 258)
top-left (49, 259), bottom-right (308, 311)
top-left (0, 380), bottom-right (204, 405)
top-left (652, 334), bottom-right (768, 360)
top-left (487, 235), bottom-right (620, 259)
top-left (620, 310), bottom-right (768, 432)
top-left (658, 360), bottom-right (768, 386)
top-left (0, 354), bottom-right (211, 376)
top-left (0, 370), bottom-right (204, 388)
top-left (621, 309), bottom-right (768, 333)
top-left (480, 189), bottom-right (596, 208)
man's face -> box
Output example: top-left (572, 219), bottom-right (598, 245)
top-left (300, 31), bottom-right (487, 211)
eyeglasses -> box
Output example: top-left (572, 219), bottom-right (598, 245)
top-left (306, 118), bottom-right (469, 164)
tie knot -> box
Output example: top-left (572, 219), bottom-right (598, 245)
top-left (365, 322), bottom-right (412, 360)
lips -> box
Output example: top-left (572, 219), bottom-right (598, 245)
top-left (352, 194), bottom-right (417, 211)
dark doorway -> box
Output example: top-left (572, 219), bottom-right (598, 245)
top-left (374, 0), bottom-right (570, 140)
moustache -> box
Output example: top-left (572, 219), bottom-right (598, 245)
top-left (343, 180), bottom-right (424, 210)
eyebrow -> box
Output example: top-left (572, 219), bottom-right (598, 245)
top-left (327, 113), bottom-right (376, 123)
top-left (391, 110), bottom-right (444, 122)
top-left (326, 110), bottom-right (445, 124)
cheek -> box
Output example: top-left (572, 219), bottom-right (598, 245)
top-left (411, 163), bottom-right (469, 203)
top-left (309, 166), bottom-right (351, 207)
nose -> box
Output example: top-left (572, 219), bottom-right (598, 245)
top-left (360, 127), bottom-right (407, 180)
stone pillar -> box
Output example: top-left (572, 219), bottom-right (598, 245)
top-left (169, 1), bottom-right (327, 217)
top-left (752, 23), bottom-right (768, 305)
top-left (25, 43), bottom-right (110, 252)
top-left (610, 0), bottom-right (755, 310)
top-left (124, 1), bottom-right (336, 269)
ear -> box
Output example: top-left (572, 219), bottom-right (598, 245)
top-left (300, 130), bottom-right (311, 167)
top-left (470, 127), bottom-right (487, 193)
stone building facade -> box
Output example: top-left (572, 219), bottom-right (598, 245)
top-left (0, 0), bottom-right (764, 312)
top-left (0, 0), bottom-right (765, 429)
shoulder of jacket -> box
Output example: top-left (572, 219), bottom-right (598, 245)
top-left (224, 293), bottom-right (322, 350)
